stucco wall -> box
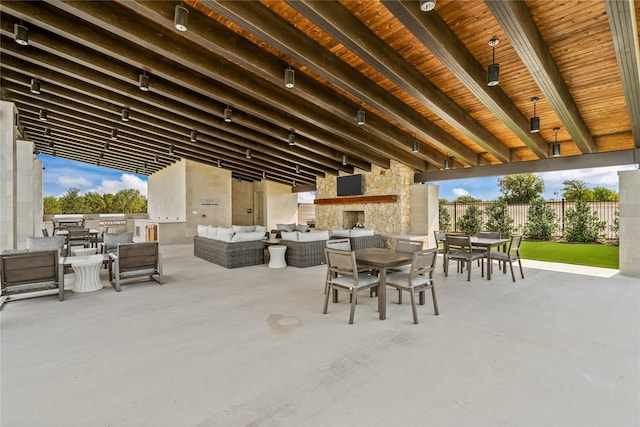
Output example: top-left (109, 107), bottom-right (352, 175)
top-left (618, 169), bottom-right (640, 277)
top-left (232, 179), bottom-right (254, 226)
top-left (148, 160), bottom-right (187, 222)
top-left (315, 161), bottom-right (413, 234)
top-left (266, 180), bottom-right (298, 230)
top-left (185, 160), bottom-right (232, 228)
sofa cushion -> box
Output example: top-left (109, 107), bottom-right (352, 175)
top-left (207, 226), bottom-right (218, 240)
top-left (281, 231), bottom-right (299, 241)
top-left (299, 229), bottom-right (329, 242)
top-left (216, 227), bottom-right (234, 243)
top-left (277, 223), bottom-right (296, 232)
top-left (197, 224), bottom-right (209, 237)
top-left (331, 229), bottom-right (350, 238)
top-left (232, 225), bottom-right (256, 233)
top-left (231, 231), bottom-right (266, 243)
top-left (294, 224), bottom-right (310, 233)
top-left (254, 225), bottom-right (267, 234)
top-left (350, 228), bottom-right (375, 237)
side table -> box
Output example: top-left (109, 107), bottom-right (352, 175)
top-left (73, 247), bottom-right (98, 256)
top-left (268, 245), bottom-right (287, 268)
top-left (71, 259), bottom-right (104, 293)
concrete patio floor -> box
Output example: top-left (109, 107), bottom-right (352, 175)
top-left (2, 243), bottom-right (638, 427)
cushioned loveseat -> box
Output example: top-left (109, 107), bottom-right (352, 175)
top-left (280, 229), bottom-right (330, 268)
top-left (194, 225), bottom-right (267, 269)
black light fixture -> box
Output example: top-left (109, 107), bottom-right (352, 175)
top-left (104, 142), bottom-right (110, 151)
top-left (224, 106), bottom-right (232, 123)
top-left (43, 128), bottom-right (51, 136)
top-left (99, 152), bottom-right (104, 160)
top-left (96, 160), bottom-right (100, 166)
top-left (30, 78), bottom-right (41, 94)
top-left (217, 159), bottom-right (222, 168)
top-left (122, 107), bottom-right (130, 122)
top-left (552, 127), bottom-right (561, 157)
top-left (139, 72), bottom-right (150, 91)
top-left (111, 128), bottom-right (118, 140)
top-left (292, 179), bottom-right (296, 187)
top-left (288, 131), bottom-right (295, 146)
top-left (49, 140), bottom-right (54, 148)
top-left (356, 108), bottom-right (365, 126)
top-left (246, 148), bottom-right (251, 159)
top-left (51, 149), bottom-right (56, 157)
top-left (487, 37), bottom-right (500, 87)
top-left (284, 65), bottom-right (295, 89)
top-left (39, 109), bottom-right (47, 121)
top-left (143, 161), bottom-right (148, 169)
top-left (14, 23), bottom-right (28, 45)
top-left (174, 4), bottom-right (188, 32)
top-left (412, 136), bottom-right (419, 153)
top-left (530, 97), bottom-right (540, 133)
top-left (420, 0), bottom-right (436, 12)
top-left (342, 154), bottom-right (348, 165)
top-left (135, 167), bottom-right (139, 174)
top-left (154, 154), bottom-right (159, 163)
top-left (295, 164), bottom-right (300, 173)
top-left (262, 171), bottom-right (266, 179)
top-left (444, 156), bottom-right (451, 170)
top-left (168, 145), bottom-right (174, 154)
top-left (190, 129), bottom-right (197, 142)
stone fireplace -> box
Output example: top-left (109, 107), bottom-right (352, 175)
top-left (343, 210), bottom-right (365, 229)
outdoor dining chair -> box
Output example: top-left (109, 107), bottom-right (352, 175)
top-left (434, 230), bottom-right (447, 272)
top-left (488, 234), bottom-right (524, 282)
top-left (444, 234), bottom-right (485, 281)
top-left (385, 248), bottom-right (439, 324)
top-left (323, 248), bottom-right (380, 324)
top-left (64, 228), bottom-right (91, 256)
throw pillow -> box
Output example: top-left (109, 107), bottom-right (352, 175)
top-left (295, 224), bottom-right (310, 233)
top-left (298, 229), bottom-right (329, 242)
top-left (232, 225), bottom-right (256, 233)
top-left (276, 223), bottom-right (296, 232)
top-left (197, 224), bottom-right (208, 237)
top-left (254, 225), bottom-right (267, 234)
top-left (207, 226), bottom-right (218, 240)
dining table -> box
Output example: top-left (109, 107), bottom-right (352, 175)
top-left (354, 247), bottom-right (413, 320)
top-left (469, 237), bottom-right (509, 280)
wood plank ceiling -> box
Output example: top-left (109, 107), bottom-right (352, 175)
top-left (1, 0), bottom-right (638, 189)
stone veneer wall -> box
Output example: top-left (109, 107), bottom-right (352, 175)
top-left (315, 161), bottom-right (413, 234)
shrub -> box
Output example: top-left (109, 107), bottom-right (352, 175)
top-left (484, 198), bottom-right (514, 237)
top-left (611, 207), bottom-right (619, 243)
top-left (456, 204), bottom-right (483, 235)
top-left (439, 202), bottom-right (451, 231)
top-left (564, 200), bottom-right (607, 243)
top-left (523, 197), bottom-right (557, 240)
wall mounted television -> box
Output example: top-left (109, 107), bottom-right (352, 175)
top-left (337, 174), bottom-right (363, 196)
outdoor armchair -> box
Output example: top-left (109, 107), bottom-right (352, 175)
top-left (102, 232), bottom-right (134, 255)
top-left (1, 250), bottom-right (62, 307)
top-left (385, 248), bottom-right (439, 324)
top-left (109, 242), bottom-right (163, 291)
top-left (323, 248), bottom-right (380, 324)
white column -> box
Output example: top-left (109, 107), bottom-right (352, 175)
top-left (618, 169), bottom-right (640, 277)
top-left (409, 183), bottom-right (439, 247)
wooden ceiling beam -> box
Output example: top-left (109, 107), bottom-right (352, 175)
top-left (200, 0), bottom-right (467, 168)
top-left (0, 53), bottom-right (334, 177)
top-left (119, 0), bottom-right (431, 169)
top-left (286, 0), bottom-right (511, 164)
top-left (34, 1), bottom-right (402, 170)
top-left (485, 0), bottom-right (597, 154)
top-left (604, 0), bottom-right (640, 148)
top-left (383, 0), bottom-right (550, 159)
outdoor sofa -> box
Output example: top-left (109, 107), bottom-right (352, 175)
top-left (194, 225), bottom-right (267, 269)
top-left (280, 229), bottom-right (330, 268)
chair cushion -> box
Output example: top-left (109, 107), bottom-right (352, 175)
top-left (298, 230), bottom-right (329, 242)
top-left (491, 252), bottom-right (517, 261)
top-left (331, 274), bottom-right (379, 289)
top-left (281, 231), bottom-right (299, 241)
top-left (386, 272), bottom-right (431, 288)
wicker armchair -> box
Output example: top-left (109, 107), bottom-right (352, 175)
top-left (194, 236), bottom-right (264, 268)
top-left (281, 239), bottom-right (327, 267)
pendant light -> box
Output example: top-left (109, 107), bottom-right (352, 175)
top-left (224, 106), bottom-right (232, 122)
top-left (552, 127), bottom-right (561, 157)
top-left (104, 142), bottom-right (110, 151)
top-left (39, 109), bottom-right (47, 121)
top-left (14, 23), bottom-right (28, 45)
top-left (122, 107), bottom-right (130, 122)
top-left (444, 156), bottom-right (451, 170)
top-left (30, 78), bottom-right (41, 94)
top-left (356, 108), bottom-right (365, 126)
top-left (284, 65), bottom-right (295, 89)
top-left (412, 136), bottom-right (419, 153)
top-left (139, 72), bottom-right (150, 91)
top-left (487, 37), bottom-right (500, 87)
top-left (246, 148), bottom-right (251, 159)
top-left (530, 97), bottom-right (540, 133)
top-left (111, 129), bottom-right (118, 140)
top-left (288, 132), bottom-right (296, 146)
top-left (342, 154), bottom-right (348, 166)
top-left (295, 164), bottom-right (300, 174)
top-left (43, 128), bottom-right (51, 136)
top-left (174, 5), bottom-right (188, 32)
top-left (217, 159), bottom-right (222, 168)
top-left (190, 129), bottom-right (197, 142)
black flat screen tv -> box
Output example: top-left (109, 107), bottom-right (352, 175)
top-left (337, 174), bottom-right (363, 196)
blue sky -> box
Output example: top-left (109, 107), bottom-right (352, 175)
top-left (40, 153), bottom-right (634, 202)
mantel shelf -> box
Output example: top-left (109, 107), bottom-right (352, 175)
top-left (313, 195), bottom-right (398, 205)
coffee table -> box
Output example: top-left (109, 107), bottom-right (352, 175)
top-left (59, 254), bottom-right (111, 294)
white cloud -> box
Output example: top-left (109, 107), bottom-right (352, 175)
top-left (297, 191), bottom-right (316, 203)
top-left (451, 188), bottom-right (470, 198)
top-left (539, 165), bottom-right (636, 188)
top-left (57, 176), bottom-right (92, 187)
top-left (88, 174), bottom-right (148, 197)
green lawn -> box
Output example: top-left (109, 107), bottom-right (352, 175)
top-left (519, 240), bottom-right (619, 269)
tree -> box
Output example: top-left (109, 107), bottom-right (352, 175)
top-left (438, 201), bottom-right (451, 232)
top-left (562, 180), bottom-right (593, 201)
top-left (564, 200), bottom-right (606, 242)
top-left (43, 196), bottom-right (61, 215)
top-left (498, 173), bottom-right (545, 203)
top-left (456, 204), bottom-right (483, 235)
top-left (84, 191), bottom-right (106, 214)
top-left (484, 198), bottom-right (514, 238)
top-left (59, 188), bottom-right (86, 214)
top-left (523, 197), bottom-right (557, 240)
top-left (454, 195), bottom-right (481, 204)
top-left (591, 186), bottom-right (618, 201)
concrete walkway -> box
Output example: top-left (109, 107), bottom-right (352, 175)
top-left (2, 244), bottom-right (638, 426)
